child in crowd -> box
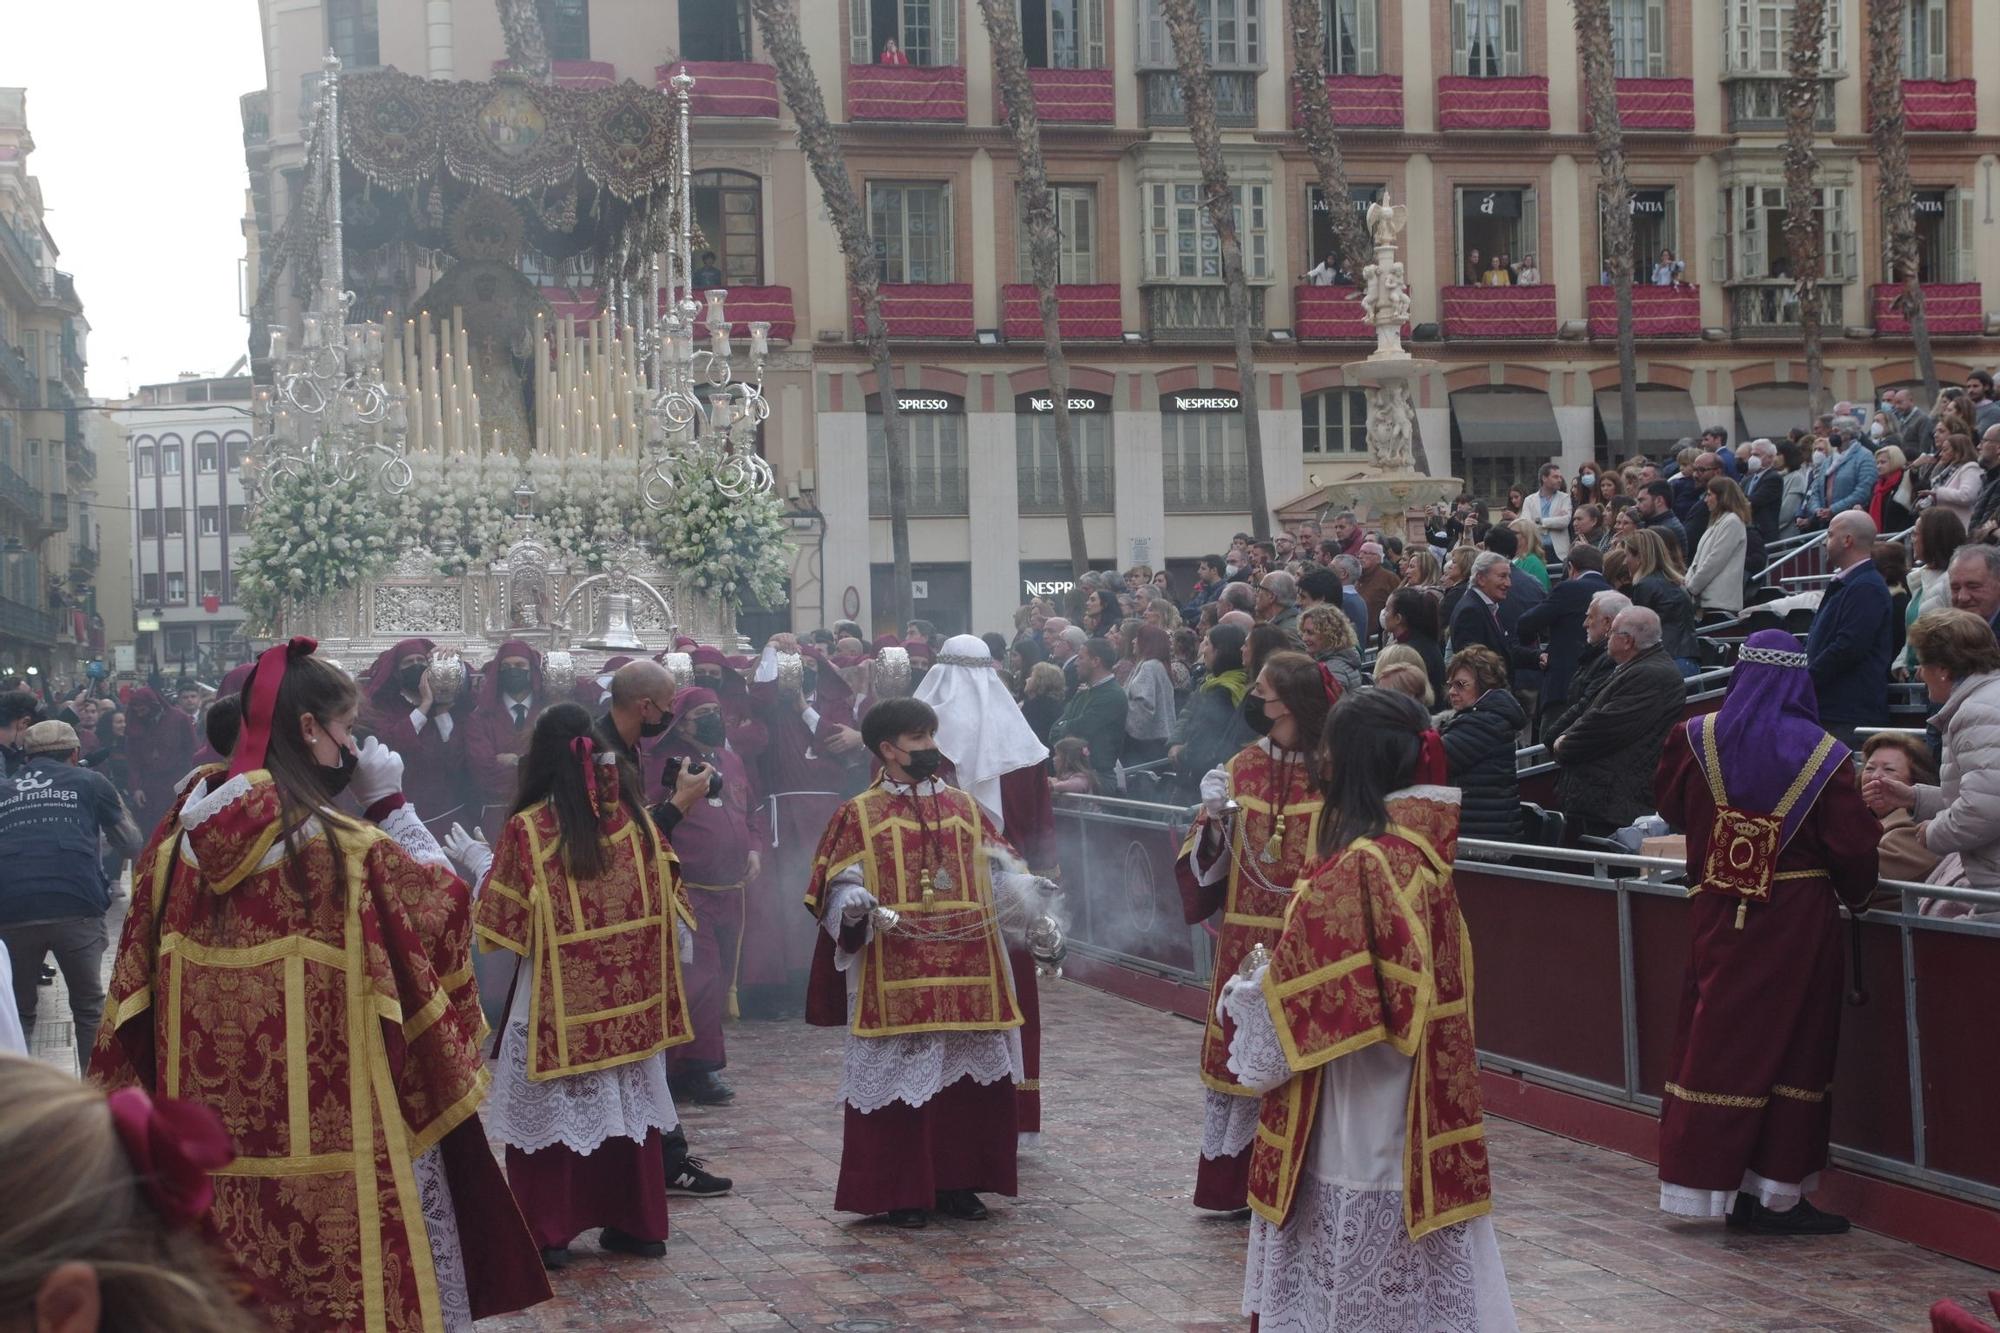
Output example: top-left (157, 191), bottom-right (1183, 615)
top-left (1050, 737), bottom-right (1098, 795)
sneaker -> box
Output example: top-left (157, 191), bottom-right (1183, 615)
top-left (599, 1226), bottom-right (666, 1258)
top-left (1737, 1197), bottom-right (1851, 1236)
top-left (665, 1156), bottom-right (733, 1197)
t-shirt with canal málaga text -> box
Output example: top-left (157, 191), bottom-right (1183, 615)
top-left (0, 756), bottom-right (127, 926)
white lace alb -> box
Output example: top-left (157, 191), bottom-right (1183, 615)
top-left (480, 970), bottom-right (680, 1154)
top-left (1220, 968), bottom-right (1293, 1094)
top-left (412, 1145), bottom-right (473, 1333)
top-left (1201, 1089), bottom-right (1260, 1161)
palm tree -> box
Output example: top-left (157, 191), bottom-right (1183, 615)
top-left (1867, 0), bottom-right (1938, 392)
top-left (750, 0), bottom-right (915, 629)
top-left (1161, 0), bottom-right (1271, 540)
top-left (1574, 0), bottom-right (1638, 460)
top-left (1285, 0), bottom-right (1369, 276)
top-left (1783, 0), bottom-right (1829, 417)
top-left (979, 0), bottom-right (1091, 591)
top-left (496, 0), bottom-right (552, 81)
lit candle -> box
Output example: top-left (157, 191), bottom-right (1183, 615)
top-left (749, 321), bottom-right (770, 360)
top-left (302, 313), bottom-right (321, 347)
top-left (705, 289), bottom-right (727, 328)
top-left (268, 329), bottom-right (286, 361)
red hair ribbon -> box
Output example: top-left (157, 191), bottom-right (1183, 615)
top-left (229, 636), bottom-right (318, 777)
top-left (1416, 729), bottom-right (1449, 787)
top-left (570, 734), bottom-right (597, 811)
top-left (105, 1086), bottom-right (234, 1229)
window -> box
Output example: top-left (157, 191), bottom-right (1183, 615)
top-left (1015, 184), bottom-right (1098, 283)
top-left (682, 0), bottom-right (752, 60)
top-left (1016, 406), bottom-right (1113, 513)
top-left (140, 509), bottom-right (158, 539)
top-left (161, 443), bottom-right (182, 476)
top-left (1144, 180), bottom-right (1270, 282)
top-left (1599, 187), bottom-right (1679, 281)
top-left (1726, 183), bottom-right (1856, 282)
top-left (164, 509), bottom-right (185, 537)
top-left (23, 439), bottom-right (38, 490)
top-left (200, 571), bottom-right (223, 600)
top-left (166, 628), bottom-right (195, 660)
top-left (536, 0), bottom-right (590, 61)
top-left (867, 183), bottom-right (954, 283)
top-left (1904, 0), bottom-right (1946, 79)
top-left (1301, 389), bottom-right (1368, 455)
top-left (165, 572), bottom-right (186, 604)
top-left (690, 171), bottom-right (764, 287)
top-left (226, 437), bottom-right (247, 471)
top-left (1322, 0), bottom-right (1380, 75)
top-left (196, 440), bottom-right (218, 473)
top-left (1161, 405), bottom-right (1250, 512)
top-left (1306, 183), bottom-right (1382, 273)
top-left (141, 573), bottom-right (160, 603)
top-left (1899, 188), bottom-right (1974, 283)
top-left (199, 506), bottom-right (220, 536)
top-left (867, 409), bottom-right (968, 515)
top-left (228, 504), bottom-right (248, 530)
top-left (1451, 0), bottom-right (1523, 77)
top-left (1724, 0), bottom-right (1843, 74)
top-left (326, 0), bottom-right (379, 69)
top-left (1609, 0), bottom-right (1667, 77)
top-left (1020, 0), bottom-right (1106, 68)
top-left (1453, 187), bottom-right (1540, 285)
top-left (1140, 0), bottom-right (1262, 66)
top-left (851, 0), bottom-right (960, 66)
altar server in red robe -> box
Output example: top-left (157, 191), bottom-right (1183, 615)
top-left (474, 702), bottom-right (694, 1270)
top-left (1221, 687), bottom-right (1516, 1330)
top-left (1175, 651), bottom-right (1330, 1212)
top-left (804, 697), bottom-right (1034, 1227)
top-left (91, 637), bottom-right (549, 1329)
top-left (123, 686), bottom-right (194, 829)
top-left (650, 685), bottom-right (763, 1107)
top-left (467, 639), bottom-right (547, 839)
top-left (915, 633), bottom-right (1060, 1140)
top-left (361, 637), bottom-right (470, 835)
top-left (1653, 630), bottom-right (1879, 1234)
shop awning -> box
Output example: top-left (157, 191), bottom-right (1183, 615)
top-left (1593, 386), bottom-right (1702, 455)
top-left (1734, 386), bottom-right (1812, 444)
top-left (1450, 390), bottom-right (1561, 458)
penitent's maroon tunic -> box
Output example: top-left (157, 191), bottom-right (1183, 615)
top-left (1653, 729), bottom-right (1879, 1207)
top-left (998, 764), bottom-right (1055, 1138)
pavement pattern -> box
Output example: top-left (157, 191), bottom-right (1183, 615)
top-left (29, 936), bottom-right (1997, 1331)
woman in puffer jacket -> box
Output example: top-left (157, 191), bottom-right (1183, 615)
top-left (1873, 609), bottom-right (2000, 895)
top-left (1436, 644), bottom-right (1524, 842)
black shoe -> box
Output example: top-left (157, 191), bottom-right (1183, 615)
top-left (1725, 1192), bottom-right (1756, 1230)
top-left (673, 1072), bottom-right (736, 1107)
top-left (934, 1190), bottom-right (989, 1221)
top-left (599, 1226), bottom-right (666, 1258)
top-left (1737, 1197), bottom-right (1851, 1236)
top-left (540, 1246), bottom-right (572, 1270)
top-left (1223, 1206), bottom-right (1253, 1222)
top-left (883, 1208), bottom-right (928, 1229)
top-left (37, 965), bottom-right (54, 987)
top-left (664, 1155), bottom-right (733, 1197)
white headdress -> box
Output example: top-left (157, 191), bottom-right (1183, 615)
top-left (913, 634), bottom-right (1049, 828)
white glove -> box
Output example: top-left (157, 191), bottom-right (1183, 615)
top-left (1199, 767), bottom-right (1231, 818)
top-left (441, 823), bottom-right (492, 886)
top-left (839, 888), bottom-right (880, 925)
top-left (351, 736), bottom-right (405, 807)
top-left (677, 919), bottom-right (695, 964)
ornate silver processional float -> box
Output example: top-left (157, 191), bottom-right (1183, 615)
top-left (249, 55), bottom-right (781, 688)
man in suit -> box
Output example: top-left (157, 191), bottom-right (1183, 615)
top-left (1742, 438), bottom-right (1784, 543)
top-left (1050, 637), bottom-right (1128, 784)
top-left (1805, 510), bottom-right (1893, 747)
top-left (1448, 552), bottom-right (1538, 683)
top-left (1550, 607), bottom-right (1688, 838)
top-left (1517, 544), bottom-right (1613, 719)
top-left (1890, 387), bottom-right (1932, 457)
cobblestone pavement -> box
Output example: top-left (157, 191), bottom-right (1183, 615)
top-left (29, 940), bottom-right (1995, 1331)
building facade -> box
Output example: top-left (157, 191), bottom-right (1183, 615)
top-left (0, 88), bottom-right (101, 683)
top-left (246, 0), bottom-right (2000, 637)
top-left (114, 375), bottom-right (255, 679)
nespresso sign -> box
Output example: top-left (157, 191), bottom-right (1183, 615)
top-left (865, 391), bottom-right (965, 414)
top-left (1017, 390), bottom-right (1110, 414)
top-left (1162, 391), bottom-right (1242, 412)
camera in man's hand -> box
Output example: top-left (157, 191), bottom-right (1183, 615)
top-left (662, 754), bottom-right (725, 799)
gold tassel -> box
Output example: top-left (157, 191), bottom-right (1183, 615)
top-left (1260, 813), bottom-right (1285, 864)
top-left (921, 868), bottom-right (935, 907)
top-left (1734, 899), bottom-right (1748, 930)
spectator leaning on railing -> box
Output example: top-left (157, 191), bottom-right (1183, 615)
top-left (1548, 606), bottom-right (1687, 839)
top-left (1860, 732), bottom-right (1941, 893)
top-left (1872, 609), bottom-right (2000, 893)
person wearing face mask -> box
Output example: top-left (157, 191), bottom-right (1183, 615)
top-left (361, 637), bottom-right (470, 838)
top-left (467, 639), bottom-right (549, 840)
top-left (686, 644), bottom-right (770, 766)
top-left (92, 638), bottom-right (554, 1327)
top-left (1049, 638), bottom-right (1127, 787)
top-left (1176, 651), bottom-right (1330, 1215)
top-left (804, 697), bottom-right (1043, 1228)
top-left (649, 686), bottom-right (763, 1109)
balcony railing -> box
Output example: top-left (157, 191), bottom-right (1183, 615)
top-left (0, 218), bottom-right (38, 293)
top-left (1000, 283), bottom-right (1122, 341)
top-left (1728, 282), bottom-right (1847, 335)
top-left (689, 285), bottom-right (796, 343)
top-left (1872, 282), bottom-right (1984, 337)
top-left (846, 64), bottom-right (968, 122)
top-left (1607, 77), bottom-right (1695, 131)
top-left (1289, 74), bottom-right (1403, 129)
top-left (999, 67), bottom-right (1115, 124)
top-left (1437, 75), bottom-right (1551, 131)
top-left (240, 90), bottom-right (269, 146)
top-left (69, 540), bottom-right (97, 574)
top-left (37, 492), bottom-right (66, 534)
top-left (1142, 284), bottom-right (1267, 341)
top-left (0, 461), bottom-right (40, 523)
top-left (491, 59), bottom-right (616, 88)
top-left (1294, 285), bottom-right (1386, 341)
top-left (60, 330), bottom-right (84, 381)
top-left (849, 283), bottom-right (975, 340)
top-left (658, 61), bottom-right (781, 118)
top-left (0, 340), bottom-right (31, 404)
top-left (1726, 76), bottom-right (1835, 132)
top-left (1585, 283), bottom-right (1702, 338)
top-left (867, 453), bottom-right (969, 517)
top-left (0, 595), bottom-right (58, 645)
top-left (65, 434), bottom-right (92, 481)
top-left (45, 270), bottom-right (79, 311)
top-left (1895, 79), bottom-right (1978, 132)
top-left (1139, 70), bottom-right (1260, 127)
top-left (1441, 284), bottom-right (1559, 339)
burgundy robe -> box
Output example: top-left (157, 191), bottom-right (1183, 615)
top-left (361, 639), bottom-right (470, 835)
top-left (997, 765), bottom-right (1055, 1138)
top-left (464, 641), bottom-right (547, 841)
top-left (124, 688), bottom-right (194, 832)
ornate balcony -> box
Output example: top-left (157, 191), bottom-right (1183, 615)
top-left (850, 283), bottom-right (975, 339)
top-left (1139, 70), bottom-right (1259, 127)
top-left (1437, 76), bottom-right (1550, 131)
top-left (659, 62), bottom-right (781, 118)
top-left (0, 595), bottom-right (58, 645)
top-left (1441, 284), bottom-right (1558, 339)
top-left (999, 68), bottom-right (1115, 124)
top-left (1726, 76), bottom-right (1834, 132)
top-left (846, 64), bottom-right (967, 123)
top-left (1000, 284), bottom-right (1121, 341)
top-left (1290, 74), bottom-right (1403, 129)
top-left (1728, 283), bottom-right (1846, 336)
top-left (1896, 79), bottom-right (1977, 132)
top-left (1872, 282), bottom-right (1983, 337)
top-left (1586, 284), bottom-right (1702, 338)
top-left (1141, 284), bottom-right (1267, 341)
top-left (1293, 285), bottom-right (1399, 341)
top-left (691, 285), bottom-right (796, 344)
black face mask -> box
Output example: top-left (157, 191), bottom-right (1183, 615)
top-left (692, 714), bottom-right (726, 745)
top-left (320, 742), bottom-right (358, 798)
top-left (694, 673), bottom-right (724, 690)
top-left (639, 707), bottom-right (673, 740)
top-left (900, 745), bottom-right (944, 782)
top-left (1242, 692), bottom-right (1276, 736)
top-left (801, 668), bottom-right (819, 696)
top-left (498, 667), bottom-right (532, 696)
top-left (397, 663), bottom-right (425, 693)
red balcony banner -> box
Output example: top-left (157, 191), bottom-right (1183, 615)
top-left (1899, 80), bottom-right (1978, 132)
top-left (1604, 78), bottom-right (1695, 131)
top-left (1437, 75), bottom-right (1550, 131)
top-left (1585, 284), bottom-right (1701, 338)
top-left (1441, 285), bottom-right (1558, 338)
top-left (1289, 74), bottom-right (1404, 129)
top-left (1000, 283), bottom-right (1122, 341)
top-left (850, 283), bottom-right (975, 339)
top-left (999, 68), bottom-right (1115, 124)
top-left (688, 285), bottom-right (798, 344)
top-left (1873, 282), bottom-right (1984, 337)
top-left (539, 286), bottom-right (603, 325)
top-left (846, 64), bottom-right (968, 122)
top-left (492, 59), bottom-right (616, 89)
top-left (660, 61), bottom-right (781, 119)
top-left (1294, 285), bottom-right (1405, 341)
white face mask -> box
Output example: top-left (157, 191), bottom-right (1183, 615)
top-left (1744, 455), bottom-right (1763, 473)
top-left (1579, 473), bottom-right (1596, 488)
top-left (1378, 607), bottom-right (1392, 632)
top-left (1869, 422), bottom-right (1886, 440)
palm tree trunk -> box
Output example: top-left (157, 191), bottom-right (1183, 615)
top-left (980, 0), bottom-right (1091, 591)
top-left (1575, 0), bottom-right (1638, 461)
top-left (750, 0), bottom-right (914, 630)
top-left (1867, 0), bottom-right (1938, 392)
top-left (1162, 0), bottom-right (1270, 540)
top-left (496, 0), bottom-right (552, 81)
top-left (1784, 0), bottom-right (1829, 418)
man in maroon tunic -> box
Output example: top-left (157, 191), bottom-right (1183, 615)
top-left (466, 639), bottom-right (548, 840)
top-left (122, 686), bottom-right (194, 832)
top-left (1653, 630), bottom-right (1879, 1234)
top-left (688, 646), bottom-right (769, 766)
top-left (360, 637), bottom-right (471, 835)
top-left (650, 685), bottom-right (764, 1107)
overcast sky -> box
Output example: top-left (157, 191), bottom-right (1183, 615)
top-left (0, 4), bottom-right (266, 399)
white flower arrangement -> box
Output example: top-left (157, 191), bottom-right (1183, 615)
top-left (646, 448), bottom-right (792, 611)
top-left (236, 457), bottom-right (397, 628)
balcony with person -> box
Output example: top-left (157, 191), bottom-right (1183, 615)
top-left (661, 0), bottom-right (780, 118)
top-left (845, 0), bottom-right (968, 123)
top-left (1442, 189), bottom-right (1556, 339)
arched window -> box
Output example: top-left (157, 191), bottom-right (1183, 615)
top-left (690, 170), bottom-right (764, 287)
